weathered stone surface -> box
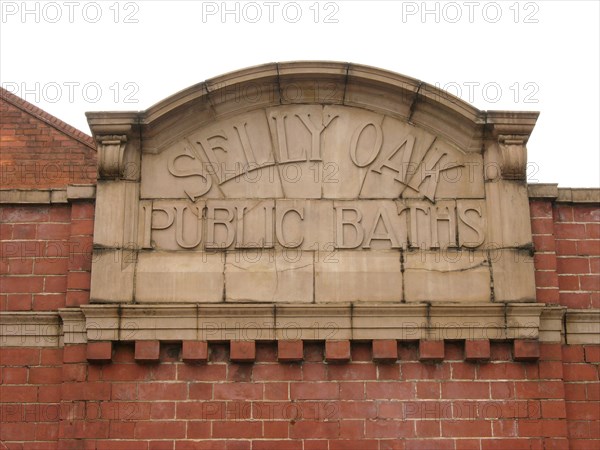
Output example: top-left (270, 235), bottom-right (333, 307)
top-left (142, 200), bottom-right (205, 251)
top-left (89, 249), bottom-right (135, 303)
top-left (484, 180), bottom-right (533, 248)
top-left (225, 250), bottom-right (313, 303)
top-left (93, 181), bottom-right (139, 248)
top-left (197, 304), bottom-right (275, 341)
top-left (120, 305), bottom-right (198, 341)
top-left (334, 200), bottom-right (408, 250)
top-left (404, 250), bottom-right (490, 302)
top-left (275, 305), bottom-right (351, 340)
top-left (135, 251), bottom-right (224, 303)
top-left (566, 310), bottom-right (600, 345)
top-left (315, 251), bottom-right (402, 303)
top-left (0, 312), bottom-right (61, 347)
top-left (275, 199), bottom-right (334, 251)
top-left (0, 189), bottom-right (55, 204)
top-left (88, 63), bottom-right (539, 309)
top-left (352, 304), bottom-right (428, 340)
top-left (539, 306), bottom-right (565, 343)
top-left (491, 249), bottom-right (536, 302)
top-left (67, 184), bottom-right (96, 200)
top-left (456, 200), bottom-right (487, 248)
top-left (426, 304), bottom-right (505, 340)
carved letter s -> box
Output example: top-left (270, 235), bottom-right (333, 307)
top-left (168, 147), bottom-right (212, 201)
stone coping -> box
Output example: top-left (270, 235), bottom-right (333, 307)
top-left (528, 184), bottom-right (600, 203)
top-left (1, 304), bottom-right (597, 347)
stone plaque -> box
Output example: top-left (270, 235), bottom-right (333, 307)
top-left (88, 62), bottom-right (537, 305)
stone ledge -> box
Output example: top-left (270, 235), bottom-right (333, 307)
top-left (67, 184), bottom-right (96, 200)
top-left (566, 309), bottom-right (600, 345)
top-left (0, 185), bottom-right (96, 204)
top-left (0, 189), bottom-right (67, 204)
top-left (3, 304), bottom-right (595, 347)
top-left (0, 312), bottom-right (62, 347)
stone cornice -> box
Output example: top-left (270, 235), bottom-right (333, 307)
top-left (76, 303), bottom-right (553, 342)
top-left (2, 304), bottom-right (597, 347)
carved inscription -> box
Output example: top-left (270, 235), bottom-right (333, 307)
top-left (90, 65), bottom-right (540, 307)
top-left (142, 105), bottom-right (481, 201)
top-left (140, 199), bottom-right (485, 251)
top-left (139, 105), bottom-right (487, 251)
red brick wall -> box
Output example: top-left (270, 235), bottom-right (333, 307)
top-left (0, 340), bottom-right (587, 450)
top-left (562, 345), bottom-right (600, 450)
top-left (530, 200), bottom-right (600, 309)
top-left (0, 88), bottom-right (96, 189)
top-left (554, 204), bottom-right (600, 309)
top-left (0, 202), bottom-right (94, 311)
top-left (0, 347), bottom-right (63, 448)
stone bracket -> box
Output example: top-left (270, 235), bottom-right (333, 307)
top-left (498, 134), bottom-right (528, 180)
top-left (97, 134), bottom-right (128, 179)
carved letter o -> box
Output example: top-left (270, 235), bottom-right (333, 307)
top-left (349, 122), bottom-right (383, 167)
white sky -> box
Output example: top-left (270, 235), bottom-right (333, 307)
top-left (1, 0), bottom-right (598, 187)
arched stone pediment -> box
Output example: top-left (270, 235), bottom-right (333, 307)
top-left (87, 62), bottom-right (538, 311)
